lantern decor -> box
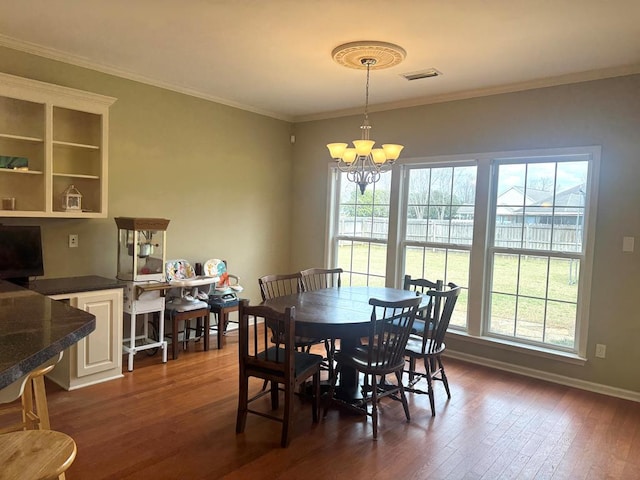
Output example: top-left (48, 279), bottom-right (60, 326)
top-left (62, 184), bottom-right (82, 211)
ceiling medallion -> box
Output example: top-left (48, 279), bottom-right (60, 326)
top-left (331, 41), bottom-right (407, 70)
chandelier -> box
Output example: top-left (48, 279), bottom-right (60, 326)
top-left (327, 41), bottom-right (406, 194)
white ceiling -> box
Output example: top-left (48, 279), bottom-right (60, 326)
top-left (0, 0), bottom-right (638, 122)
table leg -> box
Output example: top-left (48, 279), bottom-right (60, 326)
top-left (333, 337), bottom-right (364, 404)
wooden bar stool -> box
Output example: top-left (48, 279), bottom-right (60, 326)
top-left (166, 306), bottom-right (210, 360)
top-left (0, 430), bottom-right (76, 480)
top-left (0, 353), bottom-right (62, 433)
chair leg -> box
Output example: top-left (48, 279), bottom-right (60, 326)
top-left (408, 357), bottom-right (417, 383)
top-left (215, 312), bottom-right (223, 350)
top-left (183, 320), bottom-right (190, 350)
top-left (438, 356), bottom-right (451, 399)
top-left (371, 374), bottom-right (379, 440)
top-left (312, 371), bottom-right (320, 423)
top-left (172, 315), bottom-right (179, 360)
top-left (236, 375), bottom-right (248, 434)
top-left (270, 381), bottom-right (279, 410)
top-left (395, 370), bottom-right (411, 423)
top-left (31, 375), bottom-right (51, 430)
top-left (21, 380), bottom-right (36, 429)
top-left (323, 338), bottom-right (336, 381)
top-left (203, 314), bottom-right (210, 351)
top-left (323, 364), bottom-right (340, 417)
top-left (281, 382), bottom-right (294, 447)
top-left (424, 357), bottom-right (436, 417)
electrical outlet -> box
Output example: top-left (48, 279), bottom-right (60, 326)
top-left (595, 344), bottom-right (606, 358)
top-left (68, 234), bottom-right (78, 248)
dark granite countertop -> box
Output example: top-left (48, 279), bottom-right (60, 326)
top-left (0, 280), bottom-right (96, 389)
top-left (28, 275), bottom-right (126, 296)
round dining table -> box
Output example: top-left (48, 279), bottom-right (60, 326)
top-left (262, 285), bottom-right (427, 402)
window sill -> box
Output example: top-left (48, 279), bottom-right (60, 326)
top-left (447, 330), bottom-right (587, 366)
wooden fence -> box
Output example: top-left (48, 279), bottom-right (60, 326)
top-left (339, 218), bottom-right (583, 252)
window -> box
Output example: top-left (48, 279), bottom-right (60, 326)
top-left (487, 157), bottom-right (590, 351)
top-left (328, 146), bottom-right (599, 358)
top-left (401, 164), bottom-right (477, 328)
top-left (332, 171), bottom-right (391, 286)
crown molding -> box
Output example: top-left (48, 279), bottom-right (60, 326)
top-left (0, 34), bottom-right (292, 122)
top-left (294, 63), bottom-right (640, 123)
top-left (1, 34), bottom-right (637, 125)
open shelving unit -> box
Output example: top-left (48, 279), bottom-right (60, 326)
top-left (0, 72), bottom-right (116, 218)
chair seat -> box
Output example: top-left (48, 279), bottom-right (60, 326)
top-left (165, 299), bottom-right (209, 313)
top-left (404, 336), bottom-right (446, 357)
top-left (0, 430), bottom-right (76, 480)
top-left (410, 318), bottom-right (432, 336)
top-left (334, 348), bottom-right (405, 375)
top-left (255, 347), bottom-right (323, 377)
top-left (270, 333), bottom-right (321, 349)
top-left (208, 298), bottom-right (240, 309)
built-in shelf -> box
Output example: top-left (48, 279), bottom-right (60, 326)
top-left (0, 72), bottom-right (116, 218)
top-left (52, 140), bottom-right (100, 150)
top-left (0, 168), bottom-right (43, 175)
top-left (0, 133), bottom-right (44, 143)
top-left (53, 173), bottom-right (100, 180)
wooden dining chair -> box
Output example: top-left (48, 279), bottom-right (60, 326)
top-left (403, 274), bottom-right (444, 338)
top-left (236, 300), bottom-right (323, 447)
top-left (323, 295), bottom-right (421, 440)
top-left (258, 272), bottom-right (321, 351)
top-left (403, 283), bottom-right (461, 417)
top-left (300, 267), bottom-right (343, 380)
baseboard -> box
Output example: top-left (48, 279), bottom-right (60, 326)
top-left (446, 349), bottom-right (640, 403)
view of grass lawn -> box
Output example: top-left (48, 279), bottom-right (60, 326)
top-left (339, 243), bottom-right (578, 348)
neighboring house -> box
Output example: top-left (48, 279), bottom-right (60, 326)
top-left (496, 184), bottom-right (585, 225)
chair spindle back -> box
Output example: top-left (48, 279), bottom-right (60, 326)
top-left (258, 273), bottom-right (303, 301)
top-left (300, 268), bottom-right (342, 292)
top-left (366, 296), bottom-right (422, 371)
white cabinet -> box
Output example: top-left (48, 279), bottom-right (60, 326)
top-left (47, 288), bottom-right (124, 390)
top-left (0, 72), bottom-right (116, 217)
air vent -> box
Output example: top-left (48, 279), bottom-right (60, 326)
top-left (401, 68), bottom-right (442, 81)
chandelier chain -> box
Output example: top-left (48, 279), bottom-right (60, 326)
top-left (361, 58), bottom-right (375, 136)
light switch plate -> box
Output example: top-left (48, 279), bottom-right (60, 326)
top-left (622, 236), bottom-right (634, 253)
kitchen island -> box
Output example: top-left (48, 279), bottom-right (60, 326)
top-left (0, 280), bottom-right (95, 389)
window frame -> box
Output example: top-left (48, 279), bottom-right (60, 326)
top-left (483, 149), bottom-right (599, 358)
top-left (397, 160), bottom-right (479, 329)
top-left (327, 146), bottom-right (600, 360)
top-left (327, 168), bottom-right (392, 286)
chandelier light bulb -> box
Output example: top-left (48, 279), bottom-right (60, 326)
top-left (382, 144), bottom-right (404, 161)
top-left (342, 148), bottom-right (357, 164)
top-left (353, 139), bottom-right (375, 156)
top-left (327, 143), bottom-right (348, 159)
top-left (371, 148), bottom-right (387, 164)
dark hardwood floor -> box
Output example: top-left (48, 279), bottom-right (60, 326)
top-left (7, 331), bottom-right (640, 479)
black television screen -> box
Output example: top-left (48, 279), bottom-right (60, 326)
top-left (0, 225), bottom-right (44, 286)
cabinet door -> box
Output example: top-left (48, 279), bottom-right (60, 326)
top-left (75, 290), bottom-right (123, 377)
